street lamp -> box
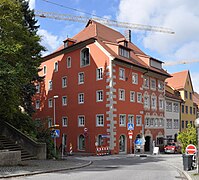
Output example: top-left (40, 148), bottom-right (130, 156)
top-left (53, 95), bottom-right (59, 155)
top-left (195, 117), bottom-right (199, 173)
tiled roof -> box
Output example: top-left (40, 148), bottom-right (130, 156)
top-left (193, 92), bottom-right (199, 106)
top-left (166, 70), bottom-right (189, 90)
top-left (47, 20), bottom-right (170, 77)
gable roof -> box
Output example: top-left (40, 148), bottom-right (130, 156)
top-left (166, 70), bottom-right (192, 90)
top-left (45, 20), bottom-right (170, 77)
top-left (193, 92), bottom-right (199, 106)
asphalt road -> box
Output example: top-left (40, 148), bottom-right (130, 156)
top-left (12, 154), bottom-right (187, 180)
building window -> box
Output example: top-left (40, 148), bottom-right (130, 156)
top-left (190, 107), bottom-right (192, 114)
top-left (119, 47), bottom-right (130, 58)
top-left (132, 73), bottom-right (138, 84)
top-left (143, 76), bottom-right (149, 88)
top-left (159, 118), bottom-right (164, 127)
top-left (136, 115), bottom-right (142, 126)
top-left (78, 116), bottom-right (85, 127)
top-left (158, 80), bottom-right (164, 91)
top-left (193, 107), bottom-right (196, 115)
top-left (119, 68), bottom-right (125, 80)
top-left (96, 67), bottom-right (103, 80)
top-left (97, 135), bottom-right (104, 146)
top-left (48, 118), bottom-right (53, 128)
top-left (78, 72), bottom-right (84, 84)
top-left (81, 48), bottom-right (90, 67)
top-left (173, 103), bottom-right (179, 112)
top-left (150, 78), bottom-right (156, 90)
top-left (62, 96), bottom-right (67, 106)
top-left (36, 83), bottom-right (40, 93)
top-left (174, 119), bottom-right (179, 129)
top-left (78, 93), bottom-right (84, 104)
top-left (62, 117), bottom-right (68, 127)
top-left (185, 90), bottom-right (188, 99)
top-left (119, 89), bottom-right (125, 101)
top-left (130, 91), bottom-right (135, 102)
top-left (185, 106), bottom-right (188, 114)
top-left (189, 92), bottom-right (192, 100)
top-left (159, 98), bottom-right (164, 110)
top-left (182, 120), bottom-right (185, 129)
top-left (43, 65), bottom-right (47, 75)
top-left (67, 57), bottom-right (71, 68)
top-left (151, 96), bottom-right (157, 109)
top-left (166, 102), bottom-right (172, 112)
top-left (144, 95), bottom-right (150, 108)
top-left (48, 80), bottom-right (52, 91)
top-left (35, 100), bottom-right (40, 109)
top-left (54, 61), bottom-right (58, 72)
top-left (78, 135), bottom-right (85, 150)
top-left (150, 118), bottom-right (154, 127)
top-left (166, 119), bottom-right (172, 129)
top-left (137, 93), bottom-right (142, 103)
top-left (185, 120), bottom-right (188, 128)
top-left (48, 98), bottom-right (52, 108)
top-left (182, 104), bottom-right (184, 113)
top-left (145, 118), bottom-right (150, 127)
top-left (96, 90), bottom-right (103, 102)
top-left (128, 115), bottom-right (134, 124)
top-left (96, 114), bottom-right (104, 127)
top-left (119, 114), bottom-right (126, 126)
top-left (62, 76), bottom-right (67, 88)
top-left (156, 137), bottom-right (164, 146)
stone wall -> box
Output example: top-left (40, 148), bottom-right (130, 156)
top-left (0, 150), bottom-right (21, 166)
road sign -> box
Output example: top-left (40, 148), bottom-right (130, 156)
top-left (128, 130), bottom-right (133, 136)
top-left (127, 123), bottom-right (134, 130)
top-left (51, 129), bottom-right (60, 138)
top-left (186, 144), bottom-right (197, 154)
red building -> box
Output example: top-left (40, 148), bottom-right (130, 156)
top-left (33, 20), bottom-right (170, 154)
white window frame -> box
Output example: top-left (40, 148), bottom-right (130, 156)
top-left (78, 72), bottom-right (84, 84)
top-left (132, 73), bottom-right (138, 84)
top-left (36, 83), bottom-right (40, 93)
top-left (48, 118), bottom-right (53, 128)
top-left (158, 80), bottom-right (164, 91)
top-left (143, 76), bottom-right (149, 89)
top-left (96, 67), bottom-right (103, 80)
top-left (62, 76), bottom-right (67, 88)
top-left (159, 98), bottom-right (164, 110)
top-left (62, 96), bottom-right (67, 106)
top-left (128, 115), bottom-right (134, 124)
top-left (144, 95), bottom-right (150, 108)
top-left (173, 103), bottom-right (179, 112)
top-left (151, 96), bottom-right (157, 109)
top-left (78, 115), bottom-right (85, 127)
top-left (96, 114), bottom-right (104, 127)
top-left (136, 115), bottom-right (142, 126)
top-left (145, 118), bottom-right (150, 127)
top-left (166, 119), bottom-right (172, 129)
top-left (43, 65), bottom-right (47, 75)
top-left (78, 93), bottom-right (84, 104)
top-left (48, 80), bottom-right (52, 91)
top-left (119, 68), bottom-right (125, 80)
top-left (48, 98), bottom-right (53, 108)
top-left (54, 61), bottom-right (58, 72)
top-left (119, 89), bottom-right (125, 101)
top-left (119, 114), bottom-right (126, 127)
top-left (67, 56), bottom-right (71, 68)
top-left (166, 102), bottom-right (172, 112)
top-left (62, 116), bottom-right (68, 127)
top-left (130, 91), bottom-right (135, 102)
top-left (137, 92), bottom-right (142, 103)
top-left (150, 78), bottom-right (156, 90)
top-left (35, 100), bottom-right (40, 109)
top-left (80, 48), bottom-right (90, 67)
top-left (174, 119), bottom-right (179, 129)
top-left (96, 90), bottom-right (103, 102)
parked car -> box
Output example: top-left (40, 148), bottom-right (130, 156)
top-left (164, 142), bottom-right (181, 154)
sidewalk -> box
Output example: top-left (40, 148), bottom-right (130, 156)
top-left (0, 157), bottom-right (92, 179)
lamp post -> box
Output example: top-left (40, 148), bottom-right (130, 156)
top-left (195, 117), bottom-right (199, 173)
top-left (53, 95), bottom-right (59, 155)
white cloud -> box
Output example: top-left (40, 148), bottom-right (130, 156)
top-left (27, 0), bottom-right (35, 9)
top-left (117, 0), bottom-right (199, 62)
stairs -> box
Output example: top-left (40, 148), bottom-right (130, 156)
top-left (0, 135), bottom-right (36, 161)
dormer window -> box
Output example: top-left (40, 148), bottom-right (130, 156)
top-left (119, 47), bottom-right (130, 58)
top-left (81, 48), bottom-right (90, 67)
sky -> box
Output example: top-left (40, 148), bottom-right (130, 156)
top-left (29, 0), bottom-right (199, 92)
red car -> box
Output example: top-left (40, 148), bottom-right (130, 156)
top-left (164, 142), bottom-right (181, 154)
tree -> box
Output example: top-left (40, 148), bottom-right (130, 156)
top-left (0, 0), bottom-right (45, 120)
top-left (177, 124), bottom-right (197, 153)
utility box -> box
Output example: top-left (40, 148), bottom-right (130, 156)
top-left (183, 154), bottom-right (193, 171)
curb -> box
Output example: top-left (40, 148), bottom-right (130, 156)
top-left (0, 161), bottom-right (92, 179)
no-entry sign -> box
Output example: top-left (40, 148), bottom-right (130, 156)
top-left (186, 144), bottom-right (197, 155)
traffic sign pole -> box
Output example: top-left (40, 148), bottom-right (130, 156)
top-left (128, 130), bottom-right (133, 154)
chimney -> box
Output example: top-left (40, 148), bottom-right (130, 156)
top-left (124, 29), bottom-right (131, 43)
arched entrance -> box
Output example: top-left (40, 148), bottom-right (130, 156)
top-left (119, 135), bottom-right (126, 153)
top-left (145, 136), bottom-right (151, 152)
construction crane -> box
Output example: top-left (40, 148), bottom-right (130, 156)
top-left (164, 59), bottom-right (199, 66)
top-left (35, 10), bottom-right (175, 34)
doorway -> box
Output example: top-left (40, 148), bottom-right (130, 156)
top-left (145, 136), bottom-right (151, 152)
top-left (119, 135), bottom-right (126, 153)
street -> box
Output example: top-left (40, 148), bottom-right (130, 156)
top-left (8, 154), bottom-right (187, 180)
